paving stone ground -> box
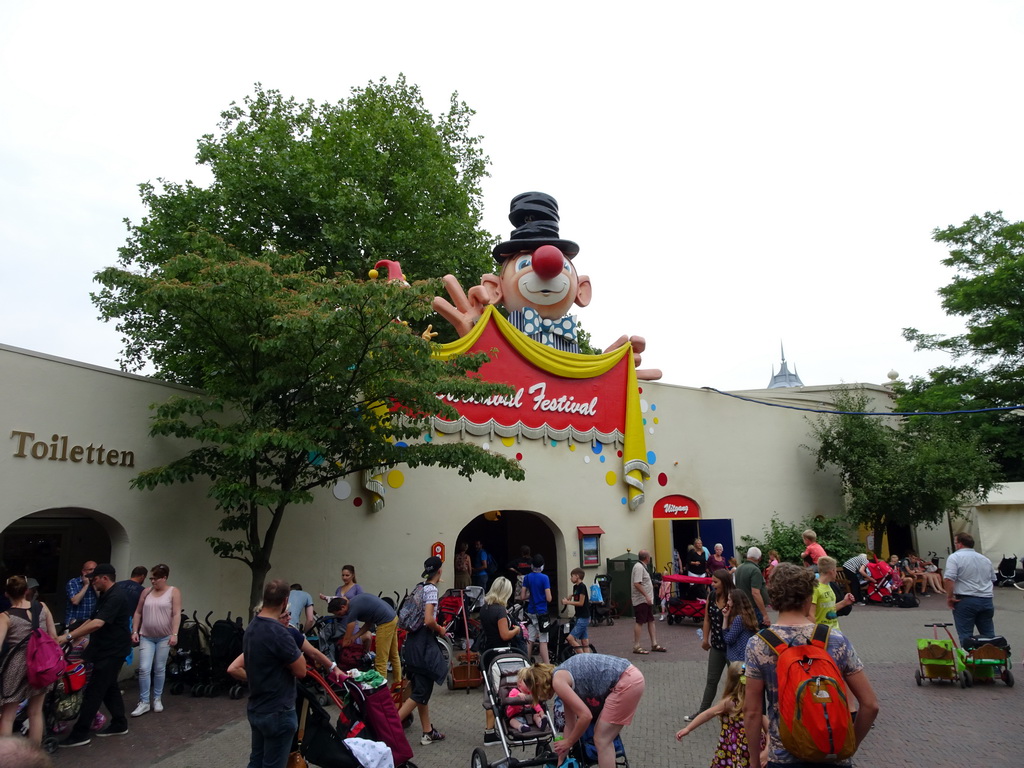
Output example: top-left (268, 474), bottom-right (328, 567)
top-left (50, 588), bottom-right (1023, 767)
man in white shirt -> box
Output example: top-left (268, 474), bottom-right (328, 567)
top-left (943, 532), bottom-right (996, 643)
top-left (631, 550), bottom-right (666, 654)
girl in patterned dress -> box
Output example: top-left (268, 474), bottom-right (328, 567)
top-left (675, 661), bottom-right (767, 768)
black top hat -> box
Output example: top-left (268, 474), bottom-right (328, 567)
top-left (492, 192), bottom-right (580, 261)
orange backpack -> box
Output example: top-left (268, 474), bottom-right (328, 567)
top-left (758, 623), bottom-right (856, 763)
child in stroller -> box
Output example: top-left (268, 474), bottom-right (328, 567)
top-left (505, 687), bottom-right (547, 733)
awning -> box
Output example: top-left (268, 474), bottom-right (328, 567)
top-left (577, 526), bottom-right (605, 539)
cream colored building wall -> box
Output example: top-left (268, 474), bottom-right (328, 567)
top-left (3, 343), bottom-right (892, 616)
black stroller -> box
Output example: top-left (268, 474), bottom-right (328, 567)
top-left (206, 611), bottom-right (245, 698)
top-left (167, 611), bottom-right (212, 695)
top-left (996, 555), bottom-right (1019, 587)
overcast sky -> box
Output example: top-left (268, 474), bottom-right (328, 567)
top-left (2, 2), bottom-right (1022, 391)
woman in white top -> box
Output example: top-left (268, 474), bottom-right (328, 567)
top-left (130, 563), bottom-right (182, 716)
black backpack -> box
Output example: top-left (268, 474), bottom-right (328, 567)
top-left (895, 593), bottom-right (919, 608)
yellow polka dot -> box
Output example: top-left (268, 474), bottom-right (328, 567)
top-left (387, 470), bottom-right (405, 489)
top-left (653, 417), bottom-right (659, 424)
top-left (569, 444), bottom-right (576, 452)
top-left (501, 436), bottom-right (516, 447)
top-left (605, 471), bottom-right (618, 486)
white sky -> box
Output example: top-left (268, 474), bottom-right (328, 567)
top-left (2, 1), bottom-right (1022, 390)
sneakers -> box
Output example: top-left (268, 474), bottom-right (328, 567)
top-left (420, 727), bottom-right (445, 745)
top-left (682, 713), bottom-right (699, 722)
top-left (96, 725), bottom-right (129, 737)
top-left (131, 701), bottom-right (151, 717)
top-left (59, 735), bottom-right (91, 748)
top-left (484, 729), bottom-right (500, 745)
top-left (153, 698), bottom-right (164, 713)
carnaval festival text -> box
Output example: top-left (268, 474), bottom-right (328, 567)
top-left (438, 381), bottom-right (599, 416)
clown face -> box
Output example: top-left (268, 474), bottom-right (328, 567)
top-left (499, 248), bottom-right (580, 318)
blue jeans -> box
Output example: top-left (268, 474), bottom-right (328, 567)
top-left (952, 595), bottom-right (995, 643)
top-left (138, 634), bottom-right (172, 701)
top-left (247, 708), bottom-right (297, 768)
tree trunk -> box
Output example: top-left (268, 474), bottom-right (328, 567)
top-left (248, 559), bottom-right (272, 617)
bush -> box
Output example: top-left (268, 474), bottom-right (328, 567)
top-left (740, 514), bottom-right (860, 566)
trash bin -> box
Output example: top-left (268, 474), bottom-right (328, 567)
top-left (606, 552), bottom-right (640, 617)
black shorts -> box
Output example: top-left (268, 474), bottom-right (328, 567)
top-left (409, 670), bottom-right (435, 706)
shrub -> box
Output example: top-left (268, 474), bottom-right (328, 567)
top-left (740, 514), bottom-right (860, 566)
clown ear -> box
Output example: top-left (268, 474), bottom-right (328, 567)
top-left (574, 275), bottom-right (592, 308)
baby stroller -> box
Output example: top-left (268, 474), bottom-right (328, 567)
top-left (864, 561), bottom-right (896, 605)
top-left (661, 574), bottom-right (711, 624)
top-left (472, 647), bottom-right (557, 768)
top-left (206, 611), bottom-right (245, 698)
top-left (996, 555), bottom-right (1019, 587)
top-left (294, 668), bottom-right (415, 768)
top-left (167, 611), bottom-right (212, 695)
top-left (15, 654), bottom-right (89, 753)
top-left (590, 575), bottom-right (614, 626)
top-left (551, 696), bottom-right (629, 768)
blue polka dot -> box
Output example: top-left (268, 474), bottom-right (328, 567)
top-left (647, 451), bottom-right (657, 465)
top-left (308, 451), bottom-right (325, 466)
top-left (424, 433), bottom-right (433, 442)
top-left (651, 404), bottom-right (657, 411)
top-left (551, 440), bottom-right (558, 448)
top-left (395, 441), bottom-right (408, 448)
top-left (592, 443), bottom-right (603, 454)
top-left (642, 418), bottom-right (647, 426)
top-left (620, 497), bottom-right (628, 505)
top-left (599, 455), bottom-right (606, 463)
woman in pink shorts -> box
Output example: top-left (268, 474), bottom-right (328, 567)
top-left (518, 654), bottom-right (644, 768)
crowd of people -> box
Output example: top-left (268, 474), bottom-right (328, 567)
top-left (4, 527), bottom-right (1001, 768)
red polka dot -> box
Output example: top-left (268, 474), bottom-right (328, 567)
top-left (353, 497), bottom-right (363, 507)
top-left (638, 387), bottom-right (643, 394)
top-left (516, 453), bottom-right (523, 461)
top-left (658, 473), bottom-right (668, 486)
top-left (617, 450), bottom-right (623, 458)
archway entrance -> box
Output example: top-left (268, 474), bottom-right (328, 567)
top-left (456, 510), bottom-right (561, 602)
top-left (0, 508), bottom-right (124, 625)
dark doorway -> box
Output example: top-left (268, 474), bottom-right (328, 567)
top-left (456, 510), bottom-right (559, 601)
top-left (669, 519), bottom-right (735, 570)
top-left (0, 510), bottom-right (112, 626)
top-left (886, 523), bottom-right (914, 557)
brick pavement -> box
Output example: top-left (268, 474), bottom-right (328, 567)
top-left (49, 588), bottom-right (1022, 767)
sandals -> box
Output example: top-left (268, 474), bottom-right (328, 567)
top-left (632, 646), bottom-right (649, 655)
top-left (651, 644), bottom-right (668, 653)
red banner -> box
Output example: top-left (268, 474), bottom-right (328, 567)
top-left (652, 494), bottom-right (700, 519)
top-left (436, 320), bottom-right (628, 438)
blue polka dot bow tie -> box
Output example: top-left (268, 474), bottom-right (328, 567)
top-left (520, 307), bottom-right (578, 344)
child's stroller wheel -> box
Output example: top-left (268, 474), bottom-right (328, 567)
top-left (1002, 669), bottom-right (1014, 687)
top-left (42, 736), bottom-right (59, 754)
top-left (914, 669), bottom-right (922, 686)
top-left (229, 684), bottom-right (246, 700)
top-left (205, 683), bottom-right (219, 697)
top-left (960, 670), bottom-right (973, 688)
top-left (170, 681), bottom-right (185, 695)
top-left (191, 683), bottom-right (205, 697)
top-left (471, 746), bottom-right (490, 768)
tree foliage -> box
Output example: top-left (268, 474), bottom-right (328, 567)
top-left (94, 242), bottom-right (524, 610)
top-left (112, 77), bottom-right (493, 375)
top-left (92, 80), bottom-right (522, 609)
top-left (900, 211), bottom-right (1024, 479)
top-left (740, 514), bottom-right (859, 567)
top-left (808, 387), bottom-right (1000, 546)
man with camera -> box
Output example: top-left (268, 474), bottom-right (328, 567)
top-left (64, 560), bottom-right (97, 630)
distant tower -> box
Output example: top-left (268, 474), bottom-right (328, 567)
top-left (767, 343), bottom-right (804, 388)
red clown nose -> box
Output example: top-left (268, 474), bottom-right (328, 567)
top-left (531, 245), bottom-right (565, 279)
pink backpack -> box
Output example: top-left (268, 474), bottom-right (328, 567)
top-left (26, 603), bottom-right (65, 688)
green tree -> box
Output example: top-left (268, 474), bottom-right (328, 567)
top-left (740, 514), bottom-right (860, 567)
top-left (808, 387), bottom-right (1000, 548)
top-left (113, 77), bottom-right (493, 375)
top-left (94, 241), bottom-right (524, 610)
top-left (901, 211), bottom-right (1024, 480)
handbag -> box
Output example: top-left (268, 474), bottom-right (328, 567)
top-left (287, 699), bottom-right (309, 768)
